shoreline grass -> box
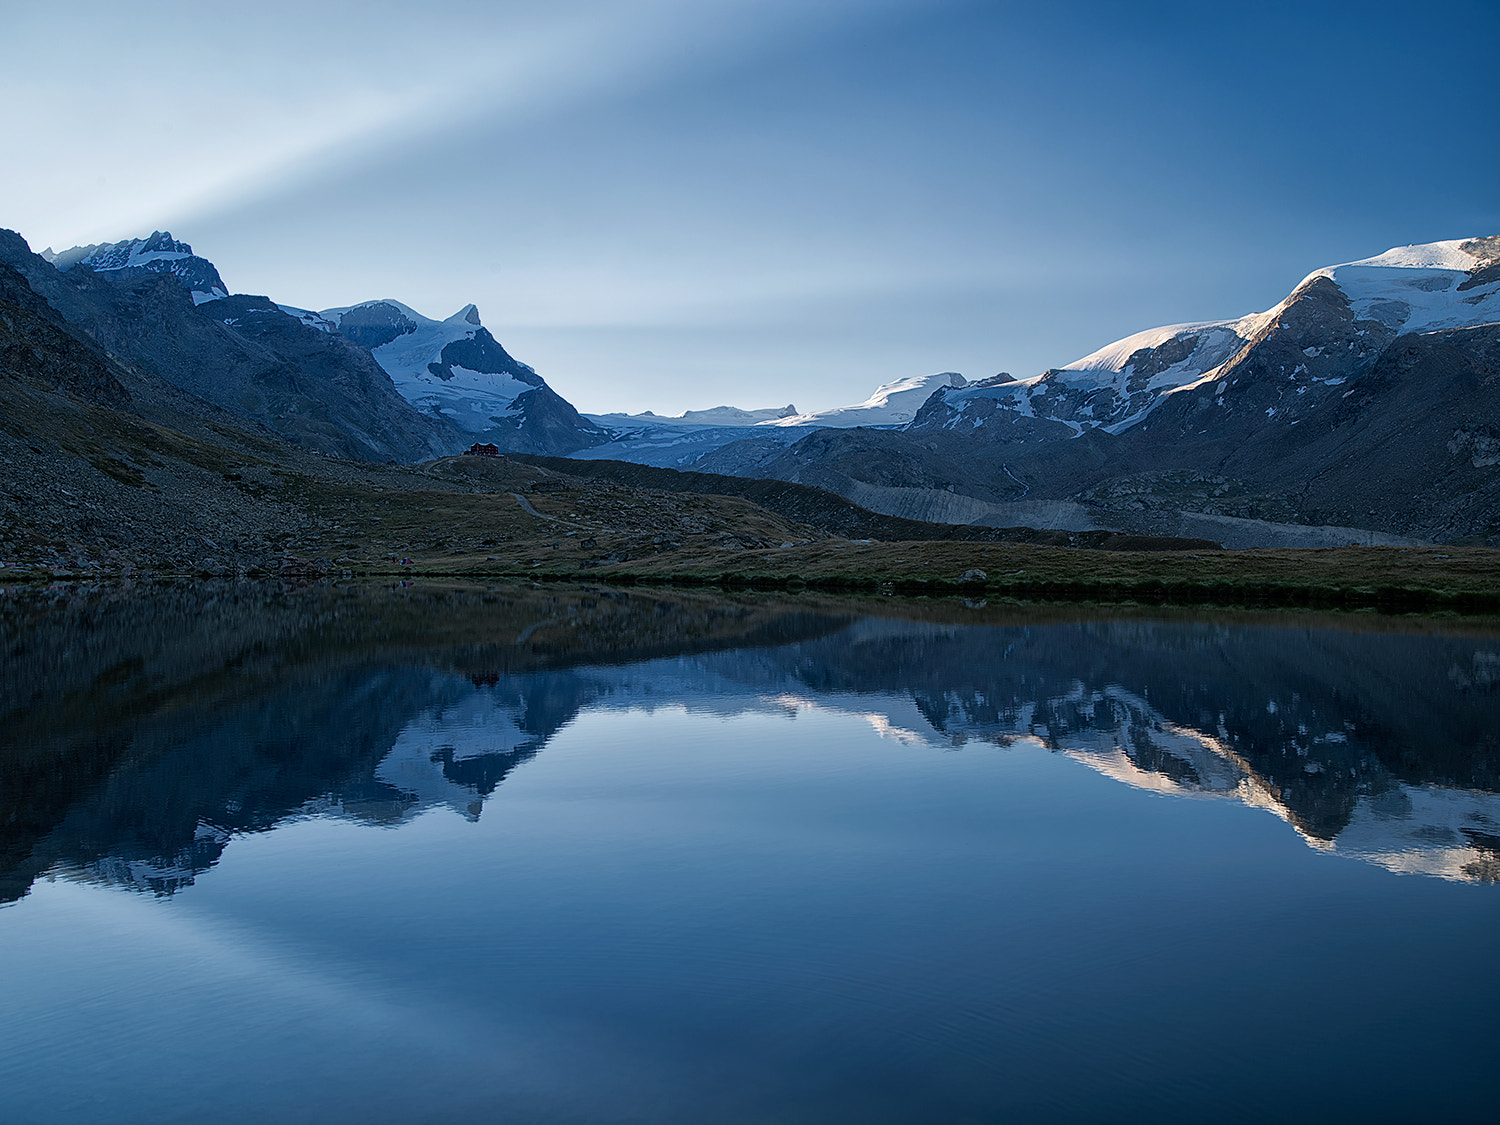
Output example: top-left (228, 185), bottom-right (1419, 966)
top-left (6, 539), bottom-right (1497, 614)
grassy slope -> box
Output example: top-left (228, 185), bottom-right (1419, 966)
top-left (2, 381), bottom-right (1497, 611)
top-left (247, 455), bottom-right (1500, 611)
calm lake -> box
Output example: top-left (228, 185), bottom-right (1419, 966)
top-left (2, 581), bottom-right (1497, 1124)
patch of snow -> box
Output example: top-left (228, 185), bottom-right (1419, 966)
top-left (1058, 314), bottom-right (1262, 375)
top-left (278, 304), bottom-right (335, 331)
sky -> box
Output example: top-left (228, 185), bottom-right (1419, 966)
top-left (3, 0), bottom-right (1498, 415)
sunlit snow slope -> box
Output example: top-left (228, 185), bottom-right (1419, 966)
top-left (913, 236), bottom-right (1500, 438)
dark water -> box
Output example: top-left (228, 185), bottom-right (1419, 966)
top-left (2, 582), bottom-right (1498, 1123)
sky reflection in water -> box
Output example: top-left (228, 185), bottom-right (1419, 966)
top-left (1, 585), bottom-right (1496, 1123)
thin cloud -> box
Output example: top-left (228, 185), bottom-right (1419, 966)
top-left (4, 0), bottom-right (918, 247)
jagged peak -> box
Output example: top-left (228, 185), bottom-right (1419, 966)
top-left (1460, 235), bottom-right (1500, 267)
top-left (49, 231), bottom-right (198, 271)
top-left (40, 230), bottom-right (227, 303)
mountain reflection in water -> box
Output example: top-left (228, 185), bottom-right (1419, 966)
top-left (2, 581), bottom-right (1497, 901)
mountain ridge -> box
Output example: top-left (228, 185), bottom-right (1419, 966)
top-left (692, 236), bottom-right (1500, 546)
top-left (44, 232), bottom-right (229, 304)
top-left (12, 230), bottom-right (609, 461)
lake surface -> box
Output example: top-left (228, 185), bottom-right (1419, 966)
top-left (2, 582), bottom-right (1498, 1123)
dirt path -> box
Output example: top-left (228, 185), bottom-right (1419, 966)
top-left (510, 492), bottom-right (589, 529)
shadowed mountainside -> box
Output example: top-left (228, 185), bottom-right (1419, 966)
top-left (1, 231), bottom-right (460, 462)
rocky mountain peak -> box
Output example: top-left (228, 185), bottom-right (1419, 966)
top-left (41, 231), bottom-right (228, 305)
top-left (315, 296), bottom-right (607, 454)
top-left (328, 301), bottom-right (422, 350)
top-left (1459, 235), bottom-right (1500, 267)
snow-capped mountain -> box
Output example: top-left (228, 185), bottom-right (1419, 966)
top-left (913, 236), bottom-right (1500, 437)
top-left (660, 371), bottom-right (973, 476)
top-left (919, 317), bottom-right (1267, 438)
top-left (313, 299), bottom-right (609, 455)
top-left (1313, 238), bottom-right (1500, 334)
top-left (589, 371), bottom-right (973, 438)
top-left (43, 231), bottom-right (228, 304)
top-left (764, 371), bottom-right (970, 429)
top-left (25, 229), bottom-right (610, 459)
top-left (1, 229), bottom-right (458, 462)
top-left (317, 300), bottom-right (539, 428)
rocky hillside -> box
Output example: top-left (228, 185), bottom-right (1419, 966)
top-left (3, 262), bottom-right (1068, 580)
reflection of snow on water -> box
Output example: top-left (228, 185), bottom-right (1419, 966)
top-left (1331, 785), bottom-right (1500, 882)
top-left (768, 676), bottom-right (1500, 884)
top-left (48, 624), bottom-right (1500, 893)
top-left (944, 682), bottom-right (1500, 884)
top-left (64, 822), bottom-right (233, 896)
top-left (323, 657), bottom-right (1500, 883)
top-left (377, 695), bottom-right (539, 820)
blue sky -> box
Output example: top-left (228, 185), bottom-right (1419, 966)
top-left (4, 0), bottom-right (1497, 414)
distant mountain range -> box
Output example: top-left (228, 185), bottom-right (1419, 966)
top-left (911, 238), bottom-right (1500, 438)
top-left (6, 226), bottom-right (1498, 545)
top-left (692, 237), bottom-right (1500, 547)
